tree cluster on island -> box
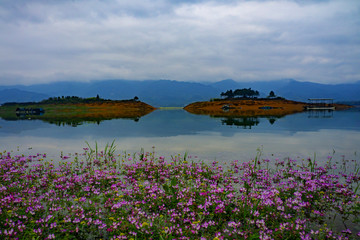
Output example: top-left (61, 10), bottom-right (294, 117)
top-left (220, 88), bottom-right (260, 99)
top-left (2, 95), bottom-right (140, 106)
top-left (220, 88), bottom-right (280, 100)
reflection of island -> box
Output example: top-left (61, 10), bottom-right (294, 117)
top-left (0, 100), bottom-right (156, 127)
top-left (43, 116), bottom-right (141, 127)
top-left (216, 115), bottom-right (282, 128)
top-left (307, 110), bottom-right (334, 119)
top-left (220, 117), bottom-right (260, 129)
top-left (184, 98), bottom-right (354, 129)
top-left (184, 99), bottom-right (311, 129)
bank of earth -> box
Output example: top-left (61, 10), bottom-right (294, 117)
top-left (184, 99), bottom-right (351, 117)
top-left (0, 101), bottom-right (156, 120)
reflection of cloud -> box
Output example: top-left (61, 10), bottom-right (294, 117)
top-left (0, 0), bottom-right (359, 84)
top-left (1, 129), bottom-right (359, 165)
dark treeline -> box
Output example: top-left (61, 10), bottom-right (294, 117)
top-left (46, 116), bottom-right (140, 127)
top-left (220, 88), bottom-right (283, 100)
top-left (220, 88), bottom-right (260, 99)
top-left (2, 95), bottom-right (140, 106)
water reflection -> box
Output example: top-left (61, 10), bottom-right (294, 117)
top-left (0, 108), bottom-right (359, 164)
top-left (45, 117), bottom-right (140, 127)
top-left (1, 108), bottom-right (359, 134)
top-left (220, 116), bottom-right (260, 128)
top-left (213, 110), bottom-right (338, 128)
top-left (2, 114), bottom-right (142, 127)
top-left (307, 110), bottom-right (334, 118)
top-left (2, 108), bottom-right (294, 129)
top-left (217, 116), bottom-right (283, 128)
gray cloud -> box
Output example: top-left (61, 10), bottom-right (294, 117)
top-left (0, 0), bottom-right (359, 85)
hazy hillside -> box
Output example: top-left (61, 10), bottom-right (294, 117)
top-left (207, 79), bottom-right (360, 102)
top-left (0, 80), bottom-right (218, 107)
top-left (0, 79), bottom-right (359, 106)
top-left (208, 79), bottom-right (292, 93)
top-left (275, 80), bottom-right (360, 102)
top-left (0, 89), bottom-right (49, 103)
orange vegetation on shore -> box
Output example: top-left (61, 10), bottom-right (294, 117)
top-left (184, 99), bottom-right (351, 117)
top-left (53, 101), bottom-right (157, 119)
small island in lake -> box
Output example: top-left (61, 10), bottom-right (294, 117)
top-left (184, 88), bottom-right (352, 117)
top-left (0, 96), bottom-right (156, 124)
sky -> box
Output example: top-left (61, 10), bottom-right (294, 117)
top-left (0, 0), bottom-right (359, 86)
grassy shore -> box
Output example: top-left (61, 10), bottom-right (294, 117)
top-left (0, 146), bottom-right (359, 239)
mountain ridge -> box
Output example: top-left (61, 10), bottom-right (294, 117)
top-left (0, 79), bottom-right (359, 107)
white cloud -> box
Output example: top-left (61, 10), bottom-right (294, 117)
top-left (0, 0), bottom-right (359, 85)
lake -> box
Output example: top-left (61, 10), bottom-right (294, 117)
top-left (0, 108), bottom-right (359, 165)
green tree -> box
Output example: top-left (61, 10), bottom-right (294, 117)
top-left (220, 90), bottom-right (234, 99)
top-left (234, 88), bottom-right (259, 98)
top-left (268, 91), bottom-right (276, 98)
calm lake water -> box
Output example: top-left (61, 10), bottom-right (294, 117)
top-left (1, 108), bottom-right (359, 164)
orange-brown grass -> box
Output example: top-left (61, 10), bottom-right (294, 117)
top-left (50, 101), bottom-right (156, 119)
top-left (0, 101), bottom-right (156, 121)
top-left (184, 99), bottom-right (351, 117)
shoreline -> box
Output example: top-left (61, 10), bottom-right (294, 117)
top-left (0, 100), bottom-right (157, 120)
top-left (184, 98), bottom-right (352, 117)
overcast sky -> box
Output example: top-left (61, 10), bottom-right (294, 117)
top-left (0, 0), bottom-right (359, 85)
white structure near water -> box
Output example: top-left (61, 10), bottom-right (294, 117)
top-left (306, 98), bottom-right (335, 110)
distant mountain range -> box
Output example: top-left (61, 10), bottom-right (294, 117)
top-left (0, 79), bottom-right (359, 107)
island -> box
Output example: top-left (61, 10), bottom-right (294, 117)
top-left (0, 96), bottom-right (156, 125)
top-left (184, 98), bottom-right (351, 117)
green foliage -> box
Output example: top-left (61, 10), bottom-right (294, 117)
top-left (1, 95), bottom-right (141, 106)
top-left (41, 95), bottom-right (105, 104)
top-left (1, 147), bottom-right (360, 239)
top-left (220, 88), bottom-right (260, 99)
top-left (268, 90), bottom-right (276, 98)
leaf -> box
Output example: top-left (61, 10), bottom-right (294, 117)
top-left (171, 178), bottom-right (177, 187)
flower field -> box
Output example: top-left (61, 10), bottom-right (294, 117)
top-left (1, 145), bottom-right (359, 239)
